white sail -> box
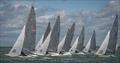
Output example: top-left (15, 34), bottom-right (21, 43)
top-left (83, 38), bottom-right (91, 52)
top-left (69, 37), bottom-right (79, 53)
top-left (96, 31), bottom-right (110, 55)
top-left (57, 35), bottom-right (66, 53)
top-left (35, 35), bottom-right (44, 51)
top-left (8, 26), bottom-right (25, 56)
top-left (36, 31), bottom-right (51, 55)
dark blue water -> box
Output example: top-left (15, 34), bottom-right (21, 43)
top-left (0, 47), bottom-right (120, 63)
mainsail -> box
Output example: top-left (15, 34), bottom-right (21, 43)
top-left (62, 23), bottom-right (75, 52)
top-left (8, 26), bottom-right (25, 56)
top-left (35, 22), bottom-right (51, 51)
top-left (96, 31), bottom-right (110, 55)
top-left (48, 16), bottom-right (60, 52)
top-left (77, 26), bottom-right (85, 51)
top-left (83, 30), bottom-right (96, 52)
top-left (22, 5), bottom-right (36, 55)
top-left (107, 15), bottom-right (118, 54)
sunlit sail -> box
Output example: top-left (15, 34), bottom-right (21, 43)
top-left (8, 26), bottom-right (25, 56)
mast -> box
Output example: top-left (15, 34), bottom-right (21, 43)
top-left (107, 15), bottom-right (118, 54)
top-left (48, 16), bottom-right (60, 52)
top-left (22, 5), bottom-right (36, 55)
top-left (77, 26), bottom-right (85, 51)
top-left (62, 23), bottom-right (75, 52)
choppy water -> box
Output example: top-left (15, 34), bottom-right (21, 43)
top-left (0, 47), bottom-right (120, 63)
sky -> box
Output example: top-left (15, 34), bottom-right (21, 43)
top-left (0, 0), bottom-right (120, 47)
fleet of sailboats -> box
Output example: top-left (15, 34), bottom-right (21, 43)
top-left (7, 5), bottom-right (119, 57)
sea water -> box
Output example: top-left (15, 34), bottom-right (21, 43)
top-left (0, 47), bottom-right (120, 63)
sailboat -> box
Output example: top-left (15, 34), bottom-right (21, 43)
top-left (62, 23), bottom-right (75, 52)
top-left (7, 5), bottom-right (36, 56)
top-left (96, 15), bottom-right (118, 55)
top-left (58, 23), bottom-right (75, 55)
top-left (83, 30), bottom-right (96, 53)
top-left (35, 22), bottom-right (51, 52)
top-left (35, 31), bottom-right (52, 55)
top-left (47, 16), bottom-right (60, 53)
top-left (34, 16), bottom-right (60, 56)
top-left (69, 26), bottom-right (85, 54)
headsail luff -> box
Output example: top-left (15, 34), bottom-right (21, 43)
top-left (62, 23), bottom-right (75, 52)
top-left (77, 26), bottom-right (85, 51)
top-left (8, 26), bottom-right (25, 56)
top-left (22, 5), bottom-right (36, 55)
top-left (35, 22), bottom-right (51, 51)
top-left (48, 16), bottom-right (60, 52)
top-left (107, 15), bottom-right (118, 54)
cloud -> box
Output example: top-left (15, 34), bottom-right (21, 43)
top-left (56, 10), bottom-right (65, 17)
top-left (14, 3), bottom-right (30, 9)
top-left (36, 15), bottom-right (53, 23)
top-left (0, 0), bottom-right (120, 47)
